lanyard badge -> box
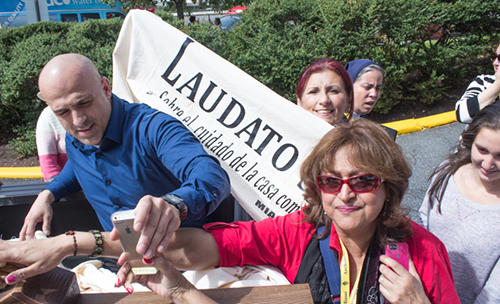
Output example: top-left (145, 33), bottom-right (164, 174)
top-left (339, 238), bottom-right (362, 304)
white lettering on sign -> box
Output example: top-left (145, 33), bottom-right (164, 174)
top-left (47, 0), bottom-right (97, 6)
top-left (2, 0), bottom-right (26, 28)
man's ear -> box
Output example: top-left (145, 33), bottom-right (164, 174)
top-left (102, 76), bottom-right (112, 100)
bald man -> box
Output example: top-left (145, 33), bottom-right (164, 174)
top-left (20, 54), bottom-right (230, 259)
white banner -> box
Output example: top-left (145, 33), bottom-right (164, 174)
top-left (112, 10), bottom-right (331, 221)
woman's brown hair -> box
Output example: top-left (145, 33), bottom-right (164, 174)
top-left (301, 119), bottom-right (413, 245)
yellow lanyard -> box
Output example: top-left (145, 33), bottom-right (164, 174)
top-left (339, 238), bottom-right (362, 304)
top-left (344, 112), bottom-right (353, 121)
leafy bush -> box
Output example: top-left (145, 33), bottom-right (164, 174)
top-left (8, 123), bottom-right (37, 157)
top-left (155, 10), bottom-right (178, 24)
top-left (0, 22), bottom-right (71, 135)
top-left (212, 0), bottom-right (500, 112)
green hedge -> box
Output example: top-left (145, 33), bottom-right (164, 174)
top-left (212, 0), bottom-right (500, 112)
top-left (161, 0), bottom-right (499, 112)
top-left (1, 0), bottom-right (499, 156)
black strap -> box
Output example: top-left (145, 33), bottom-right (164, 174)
top-left (317, 226), bottom-right (341, 304)
top-left (294, 236), bottom-right (332, 304)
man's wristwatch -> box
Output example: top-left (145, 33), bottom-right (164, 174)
top-left (161, 194), bottom-right (188, 222)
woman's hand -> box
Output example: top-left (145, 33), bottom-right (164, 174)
top-left (116, 255), bottom-right (217, 304)
top-left (378, 255), bottom-right (431, 304)
top-left (0, 235), bottom-right (72, 285)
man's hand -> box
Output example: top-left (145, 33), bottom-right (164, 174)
top-left (111, 195), bottom-right (181, 263)
top-left (19, 190), bottom-right (55, 240)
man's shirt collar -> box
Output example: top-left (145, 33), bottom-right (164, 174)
top-left (70, 94), bottom-right (124, 151)
top-left (104, 94), bottom-right (124, 146)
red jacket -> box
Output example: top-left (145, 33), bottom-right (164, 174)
top-left (204, 209), bottom-right (459, 304)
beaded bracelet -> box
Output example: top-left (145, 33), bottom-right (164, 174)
top-left (65, 230), bottom-right (77, 256)
top-left (89, 229), bottom-right (103, 258)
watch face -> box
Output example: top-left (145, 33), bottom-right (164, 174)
top-left (171, 196), bottom-right (183, 204)
top-left (164, 194), bottom-right (181, 203)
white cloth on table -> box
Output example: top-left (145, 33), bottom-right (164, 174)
top-left (72, 260), bottom-right (150, 293)
top-left (183, 265), bottom-right (290, 289)
top-left (72, 260), bottom-right (289, 292)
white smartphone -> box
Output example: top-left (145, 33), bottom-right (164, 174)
top-left (111, 210), bottom-right (157, 275)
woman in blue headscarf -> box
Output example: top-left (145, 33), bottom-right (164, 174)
top-left (344, 59), bottom-right (384, 121)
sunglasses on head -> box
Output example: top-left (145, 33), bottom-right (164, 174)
top-left (316, 174), bottom-right (383, 194)
top-left (491, 54), bottom-right (500, 62)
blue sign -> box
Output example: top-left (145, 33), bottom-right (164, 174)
top-left (0, 0), bottom-right (27, 13)
top-left (1, 0), bottom-right (123, 28)
top-left (0, 0), bottom-right (26, 28)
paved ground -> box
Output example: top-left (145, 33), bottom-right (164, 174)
top-left (398, 121), bottom-right (464, 219)
top-left (1, 178), bottom-right (43, 185)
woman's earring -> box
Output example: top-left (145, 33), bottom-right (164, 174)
top-left (382, 199), bottom-right (389, 214)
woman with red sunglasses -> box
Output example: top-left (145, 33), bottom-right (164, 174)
top-left (456, 42), bottom-right (500, 124)
top-left (112, 119), bottom-right (458, 304)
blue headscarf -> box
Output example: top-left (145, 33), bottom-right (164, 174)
top-left (344, 59), bottom-right (379, 83)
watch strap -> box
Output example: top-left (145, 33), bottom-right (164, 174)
top-left (161, 194), bottom-right (188, 222)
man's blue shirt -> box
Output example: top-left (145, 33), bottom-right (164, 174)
top-left (47, 94), bottom-right (230, 231)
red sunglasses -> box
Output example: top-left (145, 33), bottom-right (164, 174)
top-left (316, 174), bottom-right (383, 194)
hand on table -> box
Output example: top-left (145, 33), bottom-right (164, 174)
top-left (19, 190), bottom-right (55, 240)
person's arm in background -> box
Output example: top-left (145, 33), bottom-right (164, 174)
top-left (456, 73), bottom-right (500, 123)
top-left (36, 107), bottom-right (67, 181)
top-left (477, 67), bottom-right (500, 111)
top-left (20, 160), bottom-right (81, 239)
